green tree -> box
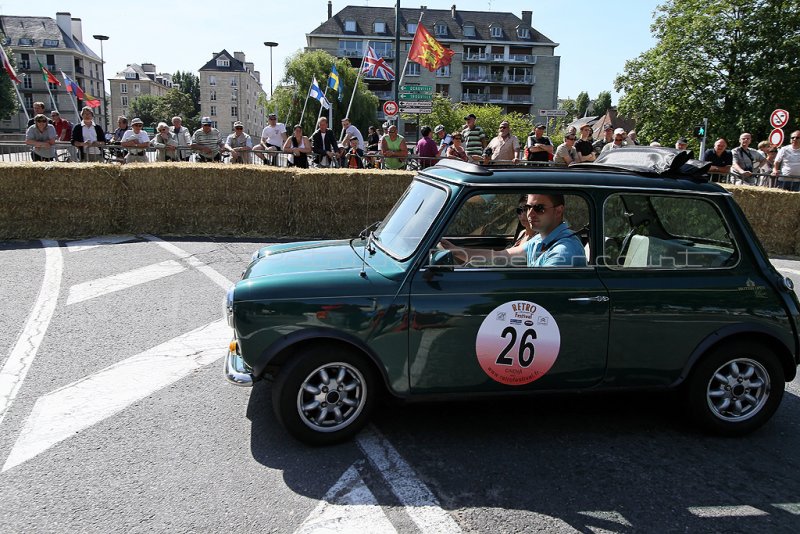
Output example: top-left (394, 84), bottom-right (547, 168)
top-left (422, 96), bottom-right (535, 145)
top-left (575, 91), bottom-right (590, 118)
top-left (594, 91), bottom-right (612, 117)
top-left (0, 45), bottom-right (19, 120)
top-left (615, 0), bottom-right (800, 145)
top-left (129, 95), bottom-right (161, 129)
top-left (270, 50), bottom-right (378, 136)
top-left (153, 89), bottom-right (197, 130)
top-left (172, 71), bottom-right (200, 116)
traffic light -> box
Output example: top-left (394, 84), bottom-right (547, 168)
top-left (692, 125), bottom-right (706, 138)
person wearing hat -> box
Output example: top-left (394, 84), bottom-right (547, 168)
top-left (593, 124), bottom-right (614, 155)
top-left (258, 113), bottom-right (287, 166)
top-left (150, 122), bottom-right (178, 162)
top-left (525, 123), bottom-right (553, 163)
top-left (461, 113), bottom-right (487, 161)
top-left (675, 137), bottom-right (695, 159)
top-left (434, 124), bottom-right (453, 157)
top-left (120, 117), bottom-right (151, 163)
top-left (172, 116), bottom-right (192, 161)
top-left (191, 117), bottom-right (224, 162)
top-left (225, 121), bottom-right (254, 164)
top-left (575, 124), bottom-right (596, 162)
top-left (601, 128), bottom-right (629, 153)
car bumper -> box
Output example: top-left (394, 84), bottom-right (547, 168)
top-left (224, 349), bottom-right (254, 387)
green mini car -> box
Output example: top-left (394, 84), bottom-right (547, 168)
top-left (225, 148), bottom-right (800, 445)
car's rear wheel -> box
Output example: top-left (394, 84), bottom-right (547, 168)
top-left (272, 347), bottom-right (376, 445)
top-left (686, 341), bottom-right (784, 436)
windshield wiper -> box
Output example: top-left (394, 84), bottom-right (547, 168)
top-left (359, 220), bottom-right (381, 240)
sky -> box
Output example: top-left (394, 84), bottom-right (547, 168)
top-left (3, 0), bottom-right (661, 103)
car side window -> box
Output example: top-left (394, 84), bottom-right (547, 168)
top-left (603, 193), bottom-right (737, 269)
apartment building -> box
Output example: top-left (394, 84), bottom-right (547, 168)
top-left (108, 63), bottom-right (173, 126)
top-left (198, 50), bottom-right (267, 136)
top-left (0, 12), bottom-right (105, 132)
top-left (307, 3), bottom-right (560, 124)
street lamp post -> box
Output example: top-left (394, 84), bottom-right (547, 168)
top-left (92, 34), bottom-right (109, 131)
top-left (263, 42), bottom-right (278, 100)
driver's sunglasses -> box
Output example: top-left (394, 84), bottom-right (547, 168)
top-left (516, 204), bottom-right (553, 215)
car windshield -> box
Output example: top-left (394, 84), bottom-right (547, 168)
top-left (373, 180), bottom-right (448, 259)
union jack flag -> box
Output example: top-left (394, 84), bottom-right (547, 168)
top-left (362, 47), bottom-right (395, 81)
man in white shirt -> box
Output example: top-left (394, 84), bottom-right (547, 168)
top-left (340, 117), bottom-right (364, 150)
top-left (772, 130), bottom-right (800, 191)
top-left (121, 117), bottom-right (151, 163)
top-left (172, 116), bottom-right (192, 161)
top-left (259, 113), bottom-right (287, 166)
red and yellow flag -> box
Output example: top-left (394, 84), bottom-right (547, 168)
top-left (408, 24), bottom-right (455, 72)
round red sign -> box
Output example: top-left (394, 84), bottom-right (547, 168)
top-left (769, 128), bottom-right (784, 147)
top-left (383, 100), bottom-right (399, 117)
top-left (770, 109), bottom-right (790, 129)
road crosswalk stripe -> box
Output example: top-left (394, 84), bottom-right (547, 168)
top-left (66, 260), bottom-right (187, 305)
top-left (66, 235), bottom-right (137, 253)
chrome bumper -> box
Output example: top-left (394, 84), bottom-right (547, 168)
top-left (224, 349), bottom-right (254, 387)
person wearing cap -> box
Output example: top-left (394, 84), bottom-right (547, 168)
top-left (172, 116), bottom-right (192, 161)
top-left (258, 113), bottom-right (287, 166)
top-left (120, 118), bottom-right (151, 163)
top-left (525, 123), bottom-right (553, 163)
top-left (674, 137), bottom-right (695, 159)
top-left (593, 124), bottom-right (614, 155)
top-left (150, 122), bottom-right (178, 162)
top-left (191, 117), bottom-right (224, 162)
top-left (461, 113), bottom-right (487, 162)
top-left (71, 107), bottom-right (105, 162)
top-left (601, 128), bottom-right (629, 153)
top-left (575, 124), bottom-right (596, 162)
top-left (224, 121), bottom-right (254, 164)
top-left (554, 131), bottom-right (579, 166)
top-left (485, 121), bottom-right (520, 164)
top-left (434, 124), bottom-right (453, 157)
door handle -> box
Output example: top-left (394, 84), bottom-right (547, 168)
top-left (568, 296), bottom-right (610, 302)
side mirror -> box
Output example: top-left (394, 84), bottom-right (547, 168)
top-left (427, 249), bottom-right (454, 271)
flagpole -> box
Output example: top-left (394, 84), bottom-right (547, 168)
top-left (285, 85), bottom-right (298, 126)
top-left (341, 47), bottom-right (368, 142)
top-left (60, 71), bottom-right (81, 121)
top-left (12, 81), bottom-right (29, 123)
top-left (34, 50), bottom-right (59, 113)
top-left (396, 12), bottom-right (425, 98)
top-left (317, 86), bottom-right (330, 124)
top-left (298, 80), bottom-right (314, 129)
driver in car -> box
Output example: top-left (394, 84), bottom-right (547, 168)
top-left (441, 193), bottom-right (587, 267)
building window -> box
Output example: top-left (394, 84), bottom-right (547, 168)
top-left (407, 23), bottom-right (417, 35)
top-left (374, 21), bottom-right (386, 33)
top-left (406, 62), bottom-right (420, 77)
top-left (338, 40), bottom-right (363, 57)
top-left (436, 65), bottom-right (450, 77)
top-left (46, 55), bottom-right (55, 71)
top-left (121, 95), bottom-right (128, 106)
top-left (344, 19), bottom-right (356, 32)
top-left (19, 38), bottom-right (33, 46)
top-left (435, 84), bottom-right (449, 96)
top-left (120, 83), bottom-right (128, 94)
top-left (1, 38), bottom-right (10, 46)
top-left (23, 76), bottom-right (33, 89)
top-left (463, 24), bottom-right (476, 37)
top-left (43, 39), bottom-right (59, 47)
top-left (517, 27), bottom-right (530, 39)
top-left (435, 22), bottom-right (447, 36)
top-left (134, 83), bottom-right (141, 94)
top-left (231, 106), bottom-right (238, 117)
top-left (490, 25), bottom-right (503, 38)
top-left (125, 71), bottom-right (137, 79)
top-left (210, 105), bottom-right (217, 116)
top-left (20, 54), bottom-right (30, 70)
top-left (231, 78), bottom-right (237, 87)
top-left (210, 90), bottom-right (216, 101)
top-left (231, 90), bottom-right (237, 101)
top-left (216, 58), bottom-right (230, 67)
top-left (209, 76), bottom-right (216, 86)
top-left (24, 95), bottom-right (33, 108)
top-left (368, 41), bottom-right (393, 58)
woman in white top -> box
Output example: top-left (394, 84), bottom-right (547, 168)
top-left (283, 124), bottom-right (311, 168)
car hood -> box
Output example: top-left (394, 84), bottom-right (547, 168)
top-left (244, 239), bottom-right (365, 279)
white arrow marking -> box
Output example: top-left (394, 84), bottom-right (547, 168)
top-left (66, 235), bottom-right (137, 253)
top-left (0, 240), bottom-right (62, 428)
top-left (67, 260), bottom-right (187, 305)
top-left (295, 463), bottom-right (397, 534)
top-left (688, 505), bottom-right (768, 517)
top-left (2, 319), bottom-right (230, 472)
top-left (142, 235), bottom-right (232, 291)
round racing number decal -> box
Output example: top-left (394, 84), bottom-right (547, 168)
top-left (475, 301), bottom-right (561, 386)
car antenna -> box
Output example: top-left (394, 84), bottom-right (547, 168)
top-left (360, 175), bottom-right (372, 278)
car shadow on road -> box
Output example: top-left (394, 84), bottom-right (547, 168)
top-left (247, 381), bottom-right (800, 533)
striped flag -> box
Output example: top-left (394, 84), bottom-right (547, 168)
top-left (328, 64), bottom-right (343, 102)
top-left (0, 46), bottom-right (21, 83)
top-left (309, 76), bottom-right (330, 109)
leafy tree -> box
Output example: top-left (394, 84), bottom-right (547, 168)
top-left (172, 71), bottom-right (200, 116)
top-left (594, 91), bottom-right (612, 117)
top-left (421, 96), bottom-right (536, 145)
top-left (153, 89), bottom-right (197, 130)
top-left (0, 45), bottom-right (19, 120)
top-left (128, 95), bottom-right (161, 129)
top-left (615, 0), bottom-right (800, 145)
top-left (575, 91), bottom-right (590, 118)
top-left (270, 50), bottom-right (378, 137)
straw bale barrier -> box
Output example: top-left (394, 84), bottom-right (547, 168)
top-left (1, 163), bottom-right (799, 255)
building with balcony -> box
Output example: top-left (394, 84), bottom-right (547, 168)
top-left (0, 12), bottom-right (105, 132)
top-left (198, 50), bottom-right (268, 137)
top-left (108, 63), bottom-right (173, 127)
top-left (307, 2), bottom-right (559, 128)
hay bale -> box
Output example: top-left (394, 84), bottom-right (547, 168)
top-left (724, 185), bottom-right (800, 256)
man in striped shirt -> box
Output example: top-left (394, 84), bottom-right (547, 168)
top-left (461, 113), bottom-right (487, 162)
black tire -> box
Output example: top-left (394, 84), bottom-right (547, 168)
top-left (685, 341), bottom-right (784, 436)
top-left (272, 346), bottom-right (376, 445)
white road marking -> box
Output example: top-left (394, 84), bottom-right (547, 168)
top-left (142, 235), bottom-right (232, 291)
top-left (294, 463), bottom-right (397, 534)
top-left (777, 267), bottom-right (800, 277)
top-left (577, 510), bottom-right (632, 527)
top-left (687, 505), bottom-right (768, 517)
top-left (787, 380), bottom-right (800, 398)
top-left (0, 240), bottom-right (62, 428)
top-left (2, 319), bottom-right (230, 472)
top-left (66, 235), bottom-right (137, 253)
top-left (773, 503), bottom-right (800, 515)
top-left (356, 426), bottom-right (462, 534)
top-left (66, 260), bottom-right (187, 305)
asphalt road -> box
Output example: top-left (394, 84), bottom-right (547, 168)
top-left (1, 236), bottom-right (799, 534)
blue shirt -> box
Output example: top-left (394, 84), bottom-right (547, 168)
top-left (524, 222), bottom-right (587, 267)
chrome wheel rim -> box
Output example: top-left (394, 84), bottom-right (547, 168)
top-left (706, 358), bottom-right (770, 422)
top-left (297, 362), bottom-right (366, 433)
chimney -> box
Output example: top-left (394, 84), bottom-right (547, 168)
top-left (328, 1), bottom-right (333, 20)
top-left (70, 17), bottom-right (83, 43)
top-left (56, 12), bottom-right (72, 39)
top-left (451, 5), bottom-right (457, 19)
top-left (234, 51), bottom-right (246, 63)
top-left (245, 61), bottom-right (254, 73)
top-left (521, 10), bottom-right (532, 26)
top-left (420, 5), bottom-right (427, 11)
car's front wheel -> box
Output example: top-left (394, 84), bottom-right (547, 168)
top-left (272, 347), bottom-right (376, 445)
top-left (686, 341), bottom-right (784, 436)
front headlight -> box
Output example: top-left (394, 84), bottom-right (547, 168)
top-left (225, 285), bottom-right (235, 327)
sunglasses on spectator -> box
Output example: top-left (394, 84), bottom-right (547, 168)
top-left (792, 136), bottom-right (800, 140)
top-left (516, 204), bottom-right (554, 215)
